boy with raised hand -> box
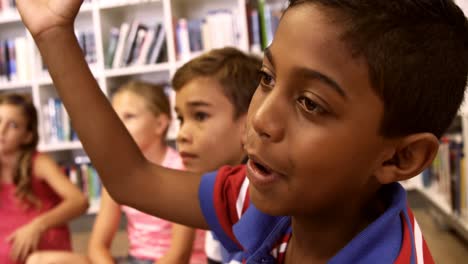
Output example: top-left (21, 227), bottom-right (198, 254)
top-left (17, 0), bottom-right (468, 263)
top-left (172, 47), bottom-right (261, 263)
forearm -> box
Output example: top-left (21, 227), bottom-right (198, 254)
top-left (34, 197), bottom-right (88, 231)
top-left (88, 245), bottom-right (115, 264)
top-left (162, 224), bottom-right (196, 263)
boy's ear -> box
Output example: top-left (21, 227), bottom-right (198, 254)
top-left (374, 133), bottom-right (439, 184)
top-left (154, 114), bottom-right (170, 136)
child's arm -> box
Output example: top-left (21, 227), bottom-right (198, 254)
top-left (157, 224), bottom-right (197, 264)
top-left (88, 189), bottom-right (122, 264)
top-left (8, 154), bottom-right (89, 262)
top-left (16, 0), bottom-right (207, 229)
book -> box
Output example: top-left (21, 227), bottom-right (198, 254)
top-left (105, 27), bottom-right (120, 68)
top-left (135, 25), bottom-right (156, 66)
top-left (112, 22), bottom-right (130, 69)
top-left (128, 26), bottom-right (148, 65)
top-left (148, 24), bottom-right (166, 64)
top-left (122, 20), bottom-right (144, 66)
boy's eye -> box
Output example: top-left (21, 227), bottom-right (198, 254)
top-left (297, 96), bottom-right (326, 114)
top-left (194, 112), bottom-right (209, 122)
top-left (259, 69), bottom-right (275, 89)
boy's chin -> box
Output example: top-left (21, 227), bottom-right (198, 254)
top-left (248, 187), bottom-right (290, 216)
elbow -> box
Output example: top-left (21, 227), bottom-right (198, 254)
top-left (78, 193), bottom-right (90, 214)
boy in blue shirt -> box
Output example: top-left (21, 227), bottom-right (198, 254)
top-left (17, 0), bottom-right (468, 263)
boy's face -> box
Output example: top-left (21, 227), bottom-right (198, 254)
top-left (175, 77), bottom-right (246, 173)
top-left (243, 5), bottom-right (391, 216)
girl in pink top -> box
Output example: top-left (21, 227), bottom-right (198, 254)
top-left (28, 81), bottom-right (205, 264)
top-left (0, 94), bottom-right (88, 264)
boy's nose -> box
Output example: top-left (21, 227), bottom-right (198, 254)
top-left (251, 92), bottom-right (285, 143)
top-left (176, 124), bottom-right (192, 144)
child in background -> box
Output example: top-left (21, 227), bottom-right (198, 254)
top-left (27, 81), bottom-right (206, 264)
top-left (0, 93), bottom-right (88, 264)
top-left (172, 47), bottom-right (261, 263)
top-left (17, 0), bottom-right (468, 263)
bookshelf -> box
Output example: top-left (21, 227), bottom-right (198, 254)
top-left (0, 0), bottom-right (282, 213)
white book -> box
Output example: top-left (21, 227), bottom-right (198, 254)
top-left (135, 27), bottom-right (156, 65)
top-left (14, 37), bottom-right (30, 82)
top-left (201, 21), bottom-right (211, 52)
top-left (148, 25), bottom-right (166, 64)
top-left (176, 19), bottom-right (190, 61)
top-left (112, 22), bottom-right (130, 69)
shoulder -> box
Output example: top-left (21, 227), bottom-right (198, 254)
top-left (32, 152), bottom-right (61, 181)
top-left (200, 165), bottom-right (248, 201)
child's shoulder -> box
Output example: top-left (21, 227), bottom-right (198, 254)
top-left (31, 152), bottom-right (59, 180)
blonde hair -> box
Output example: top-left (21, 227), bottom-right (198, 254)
top-left (0, 93), bottom-right (40, 208)
top-left (113, 80), bottom-right (172, 138)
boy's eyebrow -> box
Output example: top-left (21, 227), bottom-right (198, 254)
top-left (186, 100), bottom-right (212, 108)
top-left (265, 47), bottom-right (346, 99)
top-left (293, 67), bottom-right (347, 99)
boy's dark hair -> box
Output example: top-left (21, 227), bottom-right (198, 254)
top-left (172, 47), bottom-right (262, 119)
top-left (289, 0), bottom-right (468, 138)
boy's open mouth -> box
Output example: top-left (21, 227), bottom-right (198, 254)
top-left (252, 160), bottom-right (272, 175)
top-left (247, 156), bottom-right (282, 188)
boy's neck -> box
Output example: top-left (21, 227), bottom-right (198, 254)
top-left (285, 188), bottom-right (385, 263)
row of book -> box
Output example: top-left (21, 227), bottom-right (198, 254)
top-left (62, 156), bottom-right (102, 205)
top-left (174, 10), bottom-right (239, 61)
top-left (246, 0), bottom-right (283, 52)
top-left (105, 21), bottom-right (167, 69)
top-left (77, 30), bottom-right (98, 66)
top-left (421, 133), bottom-right (466, 215)
top-left (41, 97), bottom-right (78, 144)
top-left (0, 37), bottom-right (30, 83)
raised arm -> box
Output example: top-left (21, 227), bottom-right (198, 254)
top-left (16, 0), bottom-right (207, 229)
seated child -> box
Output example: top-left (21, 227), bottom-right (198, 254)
top-left (17, 0), bottom-right (468, 263)
top-left (27, 81), bottom-right (205, 264)
top-left (172, 47), bottom-right (261, 263)
top-left (0, 93), bottom-right (88, 264)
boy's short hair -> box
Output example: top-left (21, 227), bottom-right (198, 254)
top-left (172, 47), bottom-right (262, 119)
top-left (289, 0), bottom-right (468, 138)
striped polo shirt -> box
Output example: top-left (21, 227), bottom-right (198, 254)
top-left (199, 165), bottom-right (434, 264)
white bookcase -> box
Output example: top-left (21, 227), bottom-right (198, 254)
top-left (0, 0), bottom-right (261, 152)
top-left (0, 0), bottom-right (270, 213)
